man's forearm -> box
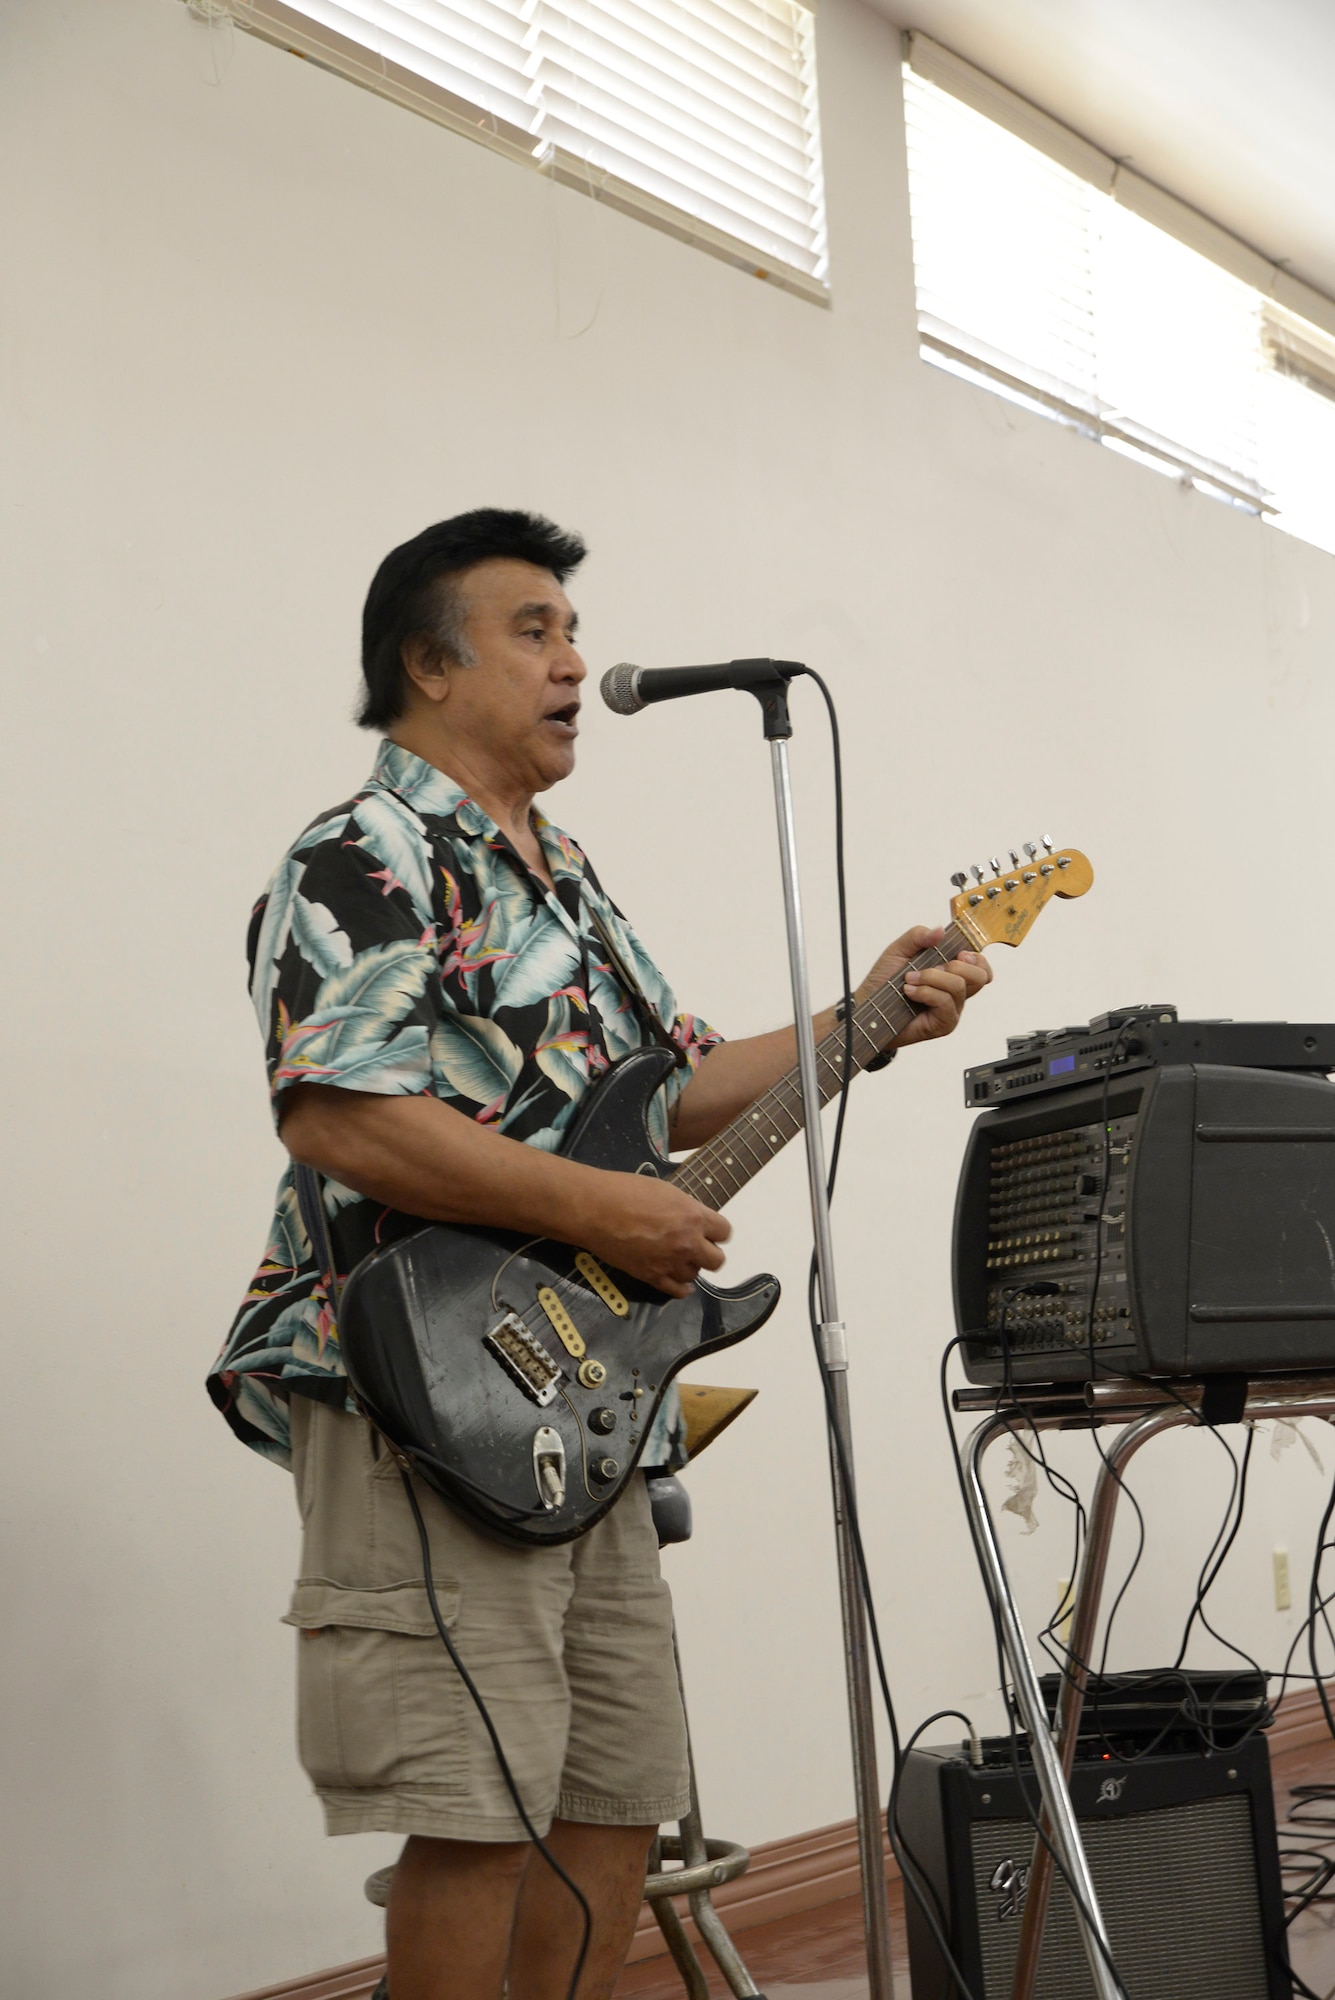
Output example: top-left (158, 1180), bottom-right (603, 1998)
top-left (279, 1081), bottom-right (733, 1296)
top-left (669, 923), bottom-right (991, 1151)
top-left (668, 1011), bottom-right (841, 1153)
top-left (281, 1083), bottom-right (608, 1242)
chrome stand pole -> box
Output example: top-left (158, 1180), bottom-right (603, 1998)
top-left (962, 1415), bottom-right (1123, 2000)
top-left (768, 729), bottom-right (896, 2000)
top-left (1008, 1406), bottom-right (1186, 2000)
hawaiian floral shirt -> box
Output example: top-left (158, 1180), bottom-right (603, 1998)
top-left (209, 740), bottom-right (722, 1470)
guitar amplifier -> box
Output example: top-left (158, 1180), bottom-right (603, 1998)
top-left (953, 1031), bottom-right (1335, 1384)
top-left (897, 1734), bottom-right (1290, 1999)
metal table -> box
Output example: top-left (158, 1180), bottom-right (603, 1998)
top-left (952, 1371), bottom-right (1335, 2000)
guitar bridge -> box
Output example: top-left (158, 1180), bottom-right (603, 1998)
top-left (484, 1313), bottom-right (562, 1407)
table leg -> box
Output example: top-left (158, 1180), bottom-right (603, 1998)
top-left (963, 1415), bottom-right (1124, 2000)
top-left (1007, 1407), bottom-right (1190, 2000)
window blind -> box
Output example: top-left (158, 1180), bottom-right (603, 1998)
top-left (902, 36), bottom-right (1335, 554)
top-left (904, 69), bottom-right (1268, 502)
top-left (525, 0), bottom-right (826, 282)
top-left (227, 0), bottom-right (827, 295)
top-left (283, 0), bottom-right (531, 130)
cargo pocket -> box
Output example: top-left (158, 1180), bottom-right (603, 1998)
top-left (286, 1576), bottom-right (469, 1796)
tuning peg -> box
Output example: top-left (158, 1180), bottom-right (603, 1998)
top-left (990, 855), bottom-right (1001, 875)
top-left (971, 864), bottom-right (985, 885)
top-left (1041, 834), bottom-right (1054, 854)
top-left (950, 871), bottom-right (968, 890)
top-left (1009, 850), bottom-right (1020, 869)
top-left (1023, 842), bottom-right (1037, 861)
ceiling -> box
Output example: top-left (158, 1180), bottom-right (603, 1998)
top-left (868, 0), bottom-right (1335, 301)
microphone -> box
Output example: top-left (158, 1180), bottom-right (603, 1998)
top-left (600, 657), bottom-right (805, 716)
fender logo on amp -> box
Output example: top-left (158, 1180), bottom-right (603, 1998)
top-left (988, 1856), bottom-right (1029, 1920)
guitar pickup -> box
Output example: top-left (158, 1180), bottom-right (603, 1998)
top-left (537, 1285), bottom-right (586, 1358)
top-left (574, 1252), bottom-right (629, 1318)
top-left (484, 1313), bottom-right (562, 1406)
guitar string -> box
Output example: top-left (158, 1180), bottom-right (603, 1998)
top-left (672, 931), bottom-right (968, 1210)
top-left (490, 920), bottom-right (983, 1432)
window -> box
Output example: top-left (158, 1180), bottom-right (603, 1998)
top-left (223, 0), bottom-right (828, 300)
top-left (903, 35), bottom-right (1335, 555)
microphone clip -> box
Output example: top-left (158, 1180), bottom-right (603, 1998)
top-left (746, 661), bottom-right (804, 741)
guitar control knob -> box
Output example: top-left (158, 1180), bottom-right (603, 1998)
top-left (588, 1407), bottom-right (617, 1435)
top-left (592, 1456), bottom-right (620, 1482)
top-left (577, 1358), bottom-right (607, 1388)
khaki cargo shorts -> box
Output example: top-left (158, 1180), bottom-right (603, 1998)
top-left (284, 1396), bottom-right (691, 1841)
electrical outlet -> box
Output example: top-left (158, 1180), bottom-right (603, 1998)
top-left (1274, 1546), bottom-right (1292, 1612)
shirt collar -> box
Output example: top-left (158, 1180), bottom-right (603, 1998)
top-left (370, 739), bottom-right (587, 888)
top-left (370, 739), bottom-right (470, 822)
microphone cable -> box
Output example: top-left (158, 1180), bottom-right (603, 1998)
top-left (800, 669), bottom-right (1133, 2000)
top-left (799, 668), bottom-right (983, 2000)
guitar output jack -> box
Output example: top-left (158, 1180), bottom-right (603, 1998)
top-left (577, 1358), bottom-right (607, 1388)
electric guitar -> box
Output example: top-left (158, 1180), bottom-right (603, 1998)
top-left (336, 846), bottom-right (1094, 1544)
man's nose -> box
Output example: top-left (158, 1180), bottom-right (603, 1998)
top-left (558, 641), bottom-right (587, 683)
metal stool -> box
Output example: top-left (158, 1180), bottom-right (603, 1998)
top-left (364, 1424), bottom-right (764, 2000)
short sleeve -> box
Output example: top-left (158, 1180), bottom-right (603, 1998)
top-left (247, 813), bottom-right (444, 1124)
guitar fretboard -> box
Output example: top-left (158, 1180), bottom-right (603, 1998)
top-left (669, 923), bottom-right (972, 1211)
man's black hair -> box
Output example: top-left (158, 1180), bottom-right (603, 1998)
top-left (358, 508), bottom-right (587, 730)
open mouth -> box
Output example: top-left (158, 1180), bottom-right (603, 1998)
top-left (544, 702), bottom-right (581, 733)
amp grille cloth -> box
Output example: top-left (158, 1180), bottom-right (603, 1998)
top-left (969, 1792), bottom-right (1270, 1998)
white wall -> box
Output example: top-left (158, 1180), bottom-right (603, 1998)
top-left (3, 2), bottom-right (1335, 1995)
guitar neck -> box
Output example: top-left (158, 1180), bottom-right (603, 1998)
top-left (669, 923), bottom-right (974, 1212)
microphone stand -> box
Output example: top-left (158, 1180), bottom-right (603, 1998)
top-left (742, 663), bottom-right (897, 2000)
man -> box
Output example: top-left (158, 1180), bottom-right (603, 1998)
top-left (210, 509), bottom-right (991, 2000)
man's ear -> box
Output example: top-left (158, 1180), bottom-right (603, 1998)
top-left (401, 635), bottom-right (451, 707)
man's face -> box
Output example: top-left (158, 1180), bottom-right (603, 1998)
top-left (440, 558), bottom-right (586, 794)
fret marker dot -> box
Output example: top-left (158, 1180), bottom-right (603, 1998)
top-left (725, 1157), bottom-right (733, 1166)
top-left (769, 1134), bottom-right (778, 1144)
top-left (705, 1174), bottom-right (714, 1184)
top-left (751, 1113), bottom-right (760, 1121)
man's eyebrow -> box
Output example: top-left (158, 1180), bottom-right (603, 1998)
top-left (513, 600), bottom-right (579, 634)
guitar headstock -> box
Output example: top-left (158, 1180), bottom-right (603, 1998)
top-left (948, 840), bottom-right (1093, 949)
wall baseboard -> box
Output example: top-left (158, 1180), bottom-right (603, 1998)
top-left (225, 1685), bottom-right (1333, 1999)
top-left (627, 1813), bottom-right (892, 1962)
top-left (1268, 1682), bottom-right (1332, 1757)
top-left (227, 1958), bottom-right (385, 2000)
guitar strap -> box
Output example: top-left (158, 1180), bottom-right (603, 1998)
top-left (294, 1161), bottom-right (343, 1314)
top-left (584, 904), bottom-right (689, 1070)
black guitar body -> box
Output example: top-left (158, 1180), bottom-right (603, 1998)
top-left (337, 1049), bottom-right (781, 1546)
